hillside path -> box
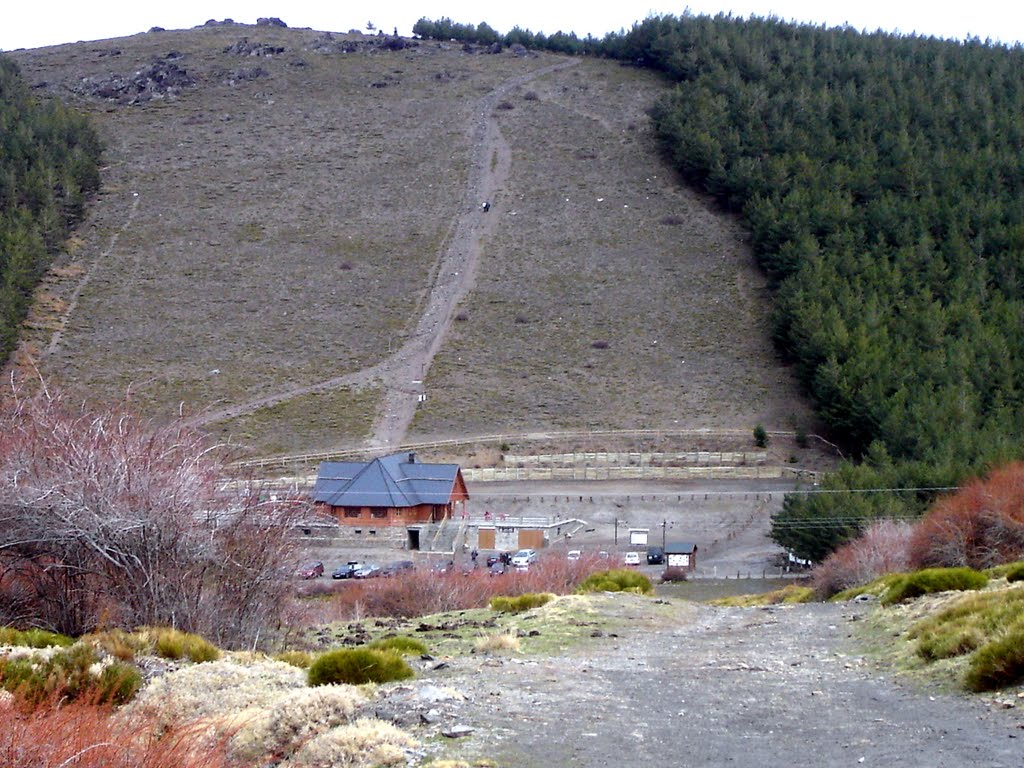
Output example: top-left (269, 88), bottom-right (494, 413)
top-left (416, 601), bottom-right (1024, 766)
top-left (188, 59), bottom-right (580, 439)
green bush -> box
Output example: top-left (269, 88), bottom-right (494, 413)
top-left (910, 589), bottom-right (1024, 662)
top-left (880, 568), bottom-right (988, 605)
top-left (575, 569), bottom-right (653, 595)
top-left (489, 593), bottom-right (555, 614)
top-left (753, 424), bottom-right (769, 448)
top-left (308, 648), bottom-right (414, 687)
top-left (985, 560), bottom-right (1024, 583)
top-left (0, 627), bottom-right (74, 648)
top-left (151, 627), bottom-right (221, 663)
top-left (964, 625), bottom-right (1024, 691)
top-left (0, 643), bottom-right (141, 706)
top-left (275, 650), bottom-right (315, 669)
top-left (366, 636), bottom-right (428, 656)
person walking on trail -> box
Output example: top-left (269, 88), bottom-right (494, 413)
top-left (482, 201), bottom-right (491, 212)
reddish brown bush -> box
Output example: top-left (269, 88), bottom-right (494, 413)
top-left (297, 555), bottom-right (612, 624)
top-left (0, 698), bottom-right (234, 768)
top-left (908, 462), bottom-right (1024, 570)
top-left (812, 519), bottom-right (914, 597)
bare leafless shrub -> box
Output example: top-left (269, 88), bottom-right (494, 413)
top-left (496, 100), bottom-right (514, 110)
top-left (591, 340), bottom-right (609, 349)
top-left (0, 380), bottom-right (301, 647)
top-left (812, 519), bottom-right (914, 598)
top-left (523, 90), bottom-right (538, 101)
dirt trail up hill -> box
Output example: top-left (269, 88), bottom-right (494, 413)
top-left (187, 58), bottom-right (579, 450)
top-left (399, 599), bottom-right (1024, 767)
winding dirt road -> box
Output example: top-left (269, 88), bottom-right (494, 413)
top-left (186, 59), bottom-right (580, 446)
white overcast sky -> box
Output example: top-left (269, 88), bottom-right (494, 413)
top-left (1, 1), bottom-right (1021, 52)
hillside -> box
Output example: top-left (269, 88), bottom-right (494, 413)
top-left (7, 22), bottom-right (813, 457)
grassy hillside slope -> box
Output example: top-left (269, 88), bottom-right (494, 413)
top-left (10, 23), bottom-right (812, 456)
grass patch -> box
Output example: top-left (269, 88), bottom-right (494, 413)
top-left (366, 636), bottom-right (428, 656)
top-left (274, 650), bottom-right (315, 669)
top-left (0, 627), bottom-right (73, 649)
top-left (965, 625), bottom-right (1024, 691)
top-left (710, 584), bottom-right (815, 606)
top-left (0, 642), bottom-right (142, 707)
top-left (576, 569), bottom-right (653, 595)
top-left (830, 572), bottom-right (907, 602)
top-left (985, 560), bottom-right (1024, 582)
top-left (209, 385), bottom-right (380, 458)
top-left (147, 627), bottom-right (221, 663)
top-left (910, 587), bottom-right (1024, 662)
top-left (308, 648), bottom-right (414, 686)
top-left (880, 568), bottom-right (989, 606)
top-left (489, 592), bottom-right (555, 614)
top-left (474, 631), bottom-right (521, 654)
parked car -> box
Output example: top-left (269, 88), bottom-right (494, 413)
top-left (353, 563), bottom-right (381, 579)
top-left (624, 551), bottom-right (641, 567)
top-left (489, 561), bottom-right (507, 576)
top-left (567, 550), bottom-right (582, 561)
top-left (510, 549), bottom-right (538, 569)
top-left (646, 547), bottom-right (665, 565)
top-left (379, 560), bottom-right (415, 577)
top-left (298, 561), bottom-right (324, 579)
top-left (486, 552), bottom-right (512, 567)
top-left (332, 561), bottom-right (361, 579)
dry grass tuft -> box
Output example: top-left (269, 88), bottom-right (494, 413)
top-left (474, 630), bottom-right (521, 654)
top-left (230, 684), bottom-right (367, 763)
top-left (286, 717), bottom-right (417, 767)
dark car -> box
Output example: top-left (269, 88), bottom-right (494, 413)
top-left (646, 547), bottom-right (665, 565)
top-left (298, 561), bottom-right (324, 579)
top-left (332, 561), bottom-right (361, 579)
top-left (379, 560), bottom-right (415, 577)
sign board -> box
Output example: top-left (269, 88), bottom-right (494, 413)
top-left (667, 553), bottom-right (690, 567)
top-left (628, 528), bottom-right (649, 546)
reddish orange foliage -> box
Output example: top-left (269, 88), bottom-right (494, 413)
top-left (0, 698), bottom-right (234, 768)
top-left (908, 461), bottom-right (1024, 569)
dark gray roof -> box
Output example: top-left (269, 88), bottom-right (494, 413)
top-left (665, 542), bottom-right (698, 554)
top-left (312, 452), bottom-right (463, 508)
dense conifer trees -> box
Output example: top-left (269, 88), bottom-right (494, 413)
top-left (0, 56), bottom-right (102, 362)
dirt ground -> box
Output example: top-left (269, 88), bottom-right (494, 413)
top-left (390, 597), bottom-right (1024, 767)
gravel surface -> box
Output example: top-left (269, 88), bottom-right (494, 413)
top-left (387, 597), bottom-right (1024, 767)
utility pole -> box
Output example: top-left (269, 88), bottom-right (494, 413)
top-left (662, 519), bottom-right (667, 549)
top-left (614, 518), bottom-right (618, 546)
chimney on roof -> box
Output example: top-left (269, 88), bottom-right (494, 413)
top-left (408, 451), bottom-right (416, 463)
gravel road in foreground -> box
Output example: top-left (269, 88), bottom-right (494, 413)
top-left (414, 600), bottom-right (1023, 767)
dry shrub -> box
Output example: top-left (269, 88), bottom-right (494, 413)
top-left (230, 685), bottom-right (366, 763)
top-left (812, 519), bottom-right (914, 597)
top-left (909, 462), bottom-right (1024, 569)
top-left (309, 557), bottom-right (611, 623)
top-left (286, 717), bottom-right (417, 768)
top-left (0, 698), bottom-right (233, 768)
top-left (124, 657), bottom-right (305, 733)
